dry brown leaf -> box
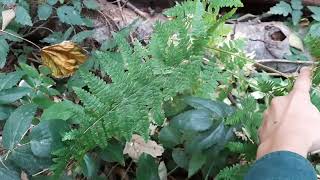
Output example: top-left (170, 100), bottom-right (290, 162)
top-left (123, 134), bottom-right (164, 161)
top-left (1, 8), bottom-right (16, 30)
top-left (40, 41), bottom-right (88, 78)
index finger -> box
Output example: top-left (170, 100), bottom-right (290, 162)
top-left (292, 67), bottom-right (312, 96)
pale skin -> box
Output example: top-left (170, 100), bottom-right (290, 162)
top-left (257, 67), bottom-right (320, 159)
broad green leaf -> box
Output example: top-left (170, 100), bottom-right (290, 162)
top-left (184, 97), bottom-right (234, 118)
top-left (2, 30), bottom-right (23, 42)
top-left (41, 101), bottom-right (81, 121)
top-left (20, 63), bottom-right (40, 79)
top-left (136, 154), bottom-right (160, 180)
top-left (291, 0), bottom-right (303, 10)
top-left (0, 0), bottom-right (16, 4)
top-left (99, 141), bottom-right (125, 165)
top-left (38, 4), bottom-right (52, 20)
top-left (0, 167), bottom-right (20, 180)
top-left (0, 105), bottom-right (15, 120)
top-left (63, 27), bottom-right (74, 40)
top-left (57, 6), bottom-right (84, 25)
top-left (269, 1), bottom-right (292, 16)
top-left (71, 30), bottom-right (94, 43)
top-left (41, 32), bottom-right (64, 44)
top-left (0, 71), bottom-right (23, 91)
top-left (15, 6), bottom-right (32, 26)
top-left (186, 123), bottom-right (232, 153)
top-left (82, 154), bottom-right (98, 178)
top-left (47, 0), bottom-right (58, 5)
top-left (72, 0), bottom-right (82, 11)
top-left (172, 148), bottom-right (188, 169)
top-left (0, 87), bottom-right (32, 105)
top-left (8, 144), bottom-right (52, 174)
top-left (171, 109), bottom-right (212, 131)
top-left (309, 23), bottom-right (320, 37)
top-left (292, 10), bottom-right (302, 25)
top-left (30, 119), bottom-right (68, 157)
top-left (159, 126), bottom-right (181, 148)
top-left (32, 95), bottom-right (54, 109)
top-left (308, 6), bottom-right (320, 21)
top-left (188, 152), bottom-right (206, 178)
top-left (3, 103), bottom-right (37, 150)
top-left (83, 0), bottom-right (99, 10)
top-left (0, 38), bottom-right (9, 68)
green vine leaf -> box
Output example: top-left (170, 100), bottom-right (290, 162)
top-left (0, 0), bottom-right (16, 5)
top-left (309, 23), bottom-right (320, 37)
top-left (3, 103), bottom-right (37, 150)
top-left (0, 87), bottom-right (32, 105)
top-left (291, 0), bottom-right (303, 10)
top-left (15, 6), bottom-right (32, 26)
top-left (71, 30), bottom-right (94, 43)
top-left (38, 4), bottom-right (53, 20)
top-left (308, 6), bottom-right (320, 21)
top-left (57, 5), bottom-right (84, 25)
top-left (136, 154), bottom-right (160, 180)
top-left (30, 119), bottom-right (69, 158)
top-left (292, 10), bottom-right (302, 25)
top-left (269, 1), bottom-right (292, 16)
top-left (0, 71), bottom-right (23, 91)
top-left (83, 0), bottom-right (99, 10)
top-left (0, 167), bottom-right (19, 180)
top-left (188, 152), bottom-right (206, 178)
top-left (0, 38), bottom-right (9, 68)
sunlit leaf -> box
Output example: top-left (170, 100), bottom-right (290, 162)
top-left (40, 41), bottom-right (88, 78)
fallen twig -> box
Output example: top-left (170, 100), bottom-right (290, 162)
top-left (256, 59), bottom-right (317, 65)
top-left (119, 0), bottom-right (149, 19)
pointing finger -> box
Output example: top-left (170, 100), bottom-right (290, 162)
top-left (292, 67), bottom-right (312, 96)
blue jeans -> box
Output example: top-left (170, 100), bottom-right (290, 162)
top-left (245, 151), bottom-right (317, 180)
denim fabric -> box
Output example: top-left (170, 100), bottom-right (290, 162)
top-left (245, 151), bottom-right (317, 180)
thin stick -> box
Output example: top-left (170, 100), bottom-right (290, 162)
top-left (207, 46), bottom-right (291, 78)
top-left (0, 30), bottom-right (41, 50)
top-left (32, 168), bottom-right (49, 176)
top-left (121, 160), bottom-right (132, 180)
top-left (120, 0), bottom-right (149, 19)
top-left (256, 59), bottom-right (317, 65)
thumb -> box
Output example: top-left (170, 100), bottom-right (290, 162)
top-left (292, 67), bottom-right (312, 95)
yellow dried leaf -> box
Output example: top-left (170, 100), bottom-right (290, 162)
top-left (40, 41), bottom-right (88, 78)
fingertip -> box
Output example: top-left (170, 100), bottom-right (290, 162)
top-left (299, 67), bottom-right (312, 77)
top-left (293, 67), bottom-right (312, 94)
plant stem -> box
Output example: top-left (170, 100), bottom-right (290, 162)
top-left (0, 29), bottom-right (42, 50)
top-left (207, 46), bottom-right (291, 78)
top-left (167, 166), bottom-right (179, 176)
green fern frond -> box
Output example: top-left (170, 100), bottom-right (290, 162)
top-left (210, 0), bottom-right (243, 8)
top-left (226, 142), bottom-right (257, 160)
top-left (225, 97), bottom-right (262, 143)
top-left (53, 0), bottom-right (245, 175)
top-left (216, 163), bottom-right (250, 180)
top-left (305, 34), bottom-right (320, 59)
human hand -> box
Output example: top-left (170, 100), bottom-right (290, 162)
top-left (257, 67), bottom-right (320, 159)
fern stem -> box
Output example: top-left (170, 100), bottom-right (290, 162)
top-left (207, 46), bottom-right (291, 78)
top-left (0, 29), bottom-right (42, 50)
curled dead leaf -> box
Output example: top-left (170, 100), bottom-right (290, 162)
top-left (40, 41), bottom-right (88, 78)
top-left (123, 134), bottom-right (164, 161)
top-left (1, 8), bottom-right (16, 30)
top-left (289, 33), bottom-right (304, 51)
